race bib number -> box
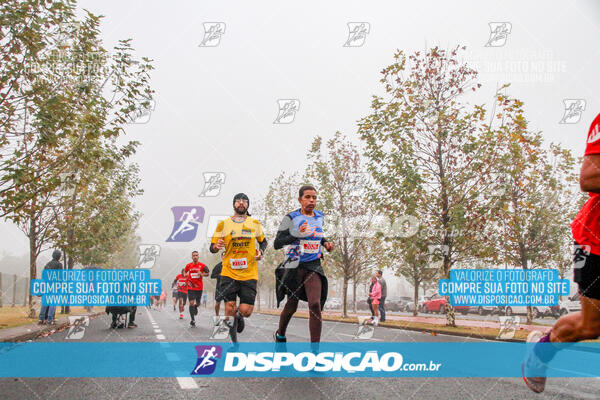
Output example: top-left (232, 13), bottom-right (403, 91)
top-left (190, 272), bottom-right (200, 279)
top-left (230, 258), bottom-right (248, 269)
top-left (300, 240), bottom-right (320, 254)
top-left (178, 281), bottom-right (186, 287)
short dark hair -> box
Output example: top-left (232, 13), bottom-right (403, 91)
top-left (376, 270), bottom-right (383, 275)
top-left (192, 250), bottom-right (199, 255)
top-left (299, 185), bottom-right (316, 198)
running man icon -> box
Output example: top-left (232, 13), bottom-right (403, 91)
top-left (191, 345), bottom-right (222, 375)
top-left (167, 207), bottom-right (205, 242)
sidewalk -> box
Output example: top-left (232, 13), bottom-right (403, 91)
top-left (373, 312), bottom-right (551, 333)
top-left (0, 309), bottom-right (104, 342)
top-left (258, 309), bottom-right (551, 341)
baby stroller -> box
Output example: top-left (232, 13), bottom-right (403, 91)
top-left (105, 306), bottom-right (132, 329)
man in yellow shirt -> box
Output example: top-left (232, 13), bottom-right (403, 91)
top-left (209, 193), bottom-right (267, 342)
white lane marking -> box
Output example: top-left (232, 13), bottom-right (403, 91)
top-left (337, 333), bottom-right (384, 341)
top-left (156, 334), bottom-right (166, 340)
top-left (154, 329), bottom-right (162, 333)
top-left (176, 377), bottom-right (198, 389)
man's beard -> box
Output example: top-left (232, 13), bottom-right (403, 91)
top-left (234, 205), bottom-right (247, 215)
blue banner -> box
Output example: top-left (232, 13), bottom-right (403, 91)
top-left (0, 342), bottom-right (599, 378)
top-left (30, 269), bottom-right (161, 306)
top-left (438, 269), bottom-right (569, 307)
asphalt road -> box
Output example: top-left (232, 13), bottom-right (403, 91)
top-left (1, 306), bottom-right (599, 399)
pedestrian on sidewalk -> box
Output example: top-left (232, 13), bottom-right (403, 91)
top-left (367, 278), bottom-right (375, 317)
top-left (368, 276), bottom-right (381, 326)
top-left (38, 250), bottom-right (62, 325)
top-left (376, 270), bottom-right (387, 322)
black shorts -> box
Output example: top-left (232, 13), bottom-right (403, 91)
top-left (215, 279), bottom-right (225, 302)
top-left (172, 290), bottom-right (177, 298)
top-left (187, 290), bottom-right (203, 303)
top-left (574, 243), bottom-right (600, 300)
top-left (177, 291), bottom-right (187, 304)
top-left (218, 276), bottom-right (257, 305)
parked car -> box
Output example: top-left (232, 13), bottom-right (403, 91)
top-left (325, 297), bottom-right (342, 310)
top-left (501, 305), bottom-right (552, 319)
top-left (470, 305), bottom-right (502, 316)
top-left (422, 294), bottom-right (469, 315)
top-left (356, 299), bottom-right (370, 311)
top-left (405, 296), bottom-right (426, 313)
top-left (386, 296), bottom-right (412, 312)
top-left (555, 293), bottom-right (582, 317)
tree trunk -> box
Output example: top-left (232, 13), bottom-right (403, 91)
top-left (342, 275), bottom-right (349, 318)
top-left (12, 274), bottom-right (17, 307)
top-left (443, 257), bottom-right (456, 327)
top-left (413, 279), bottom-right (420, 316)
top-left (28, 217), bottom-right (37, 308)
top-left (65, 251), bottom-right (74, 314)
top-left (352, 277), bottom-right (357, 314)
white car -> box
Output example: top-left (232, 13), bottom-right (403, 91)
top-left (405, 296), bottom-right (426, 313)
top-left (503, 305), bottom-right (551, 319)
top-left (325, 298), bottom-right (342, 310)
top-left (557, 293), bottom-right (582, 316)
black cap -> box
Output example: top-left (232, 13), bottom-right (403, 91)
top-left (233, 193), bottom-right (250, 216)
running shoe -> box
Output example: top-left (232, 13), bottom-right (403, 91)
top-left (128, 322), bottom-right (137, 329)
top-left (110, 321), bottom-right (117, 329)
top-left (522, 333), bottom-right (549, 393)
top-left (190, 320), bottom-right (196, 327)
top-left (274, 330), bottom-right (287, 343)
top-left (179, 313), bottom-right (183, 319)
top-left (236, 312), bottom-right (245, 333)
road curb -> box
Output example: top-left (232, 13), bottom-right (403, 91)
top-left (257, 310), bottom-right (541, 342)
top-left (1, 311), bottom-right (104, 342)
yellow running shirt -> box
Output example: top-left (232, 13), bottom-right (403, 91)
top-left (210, 216), bottom-right (265, 281)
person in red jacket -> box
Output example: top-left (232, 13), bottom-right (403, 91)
top-left (523, 113), bottom-right (600, 393)
top-left (172, 268), bottom-right (188, 319)
top-left (185, 250), bottom-right (209, 327)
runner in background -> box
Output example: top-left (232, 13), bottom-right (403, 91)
top-left (211, 253), bottom-right (225, 322)
top-left (185, 251), bottom-right (209, 327)
top-left (171, 279), bottom-right (178, 311)
top-left (172, 268), bottom-right (188, 319)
